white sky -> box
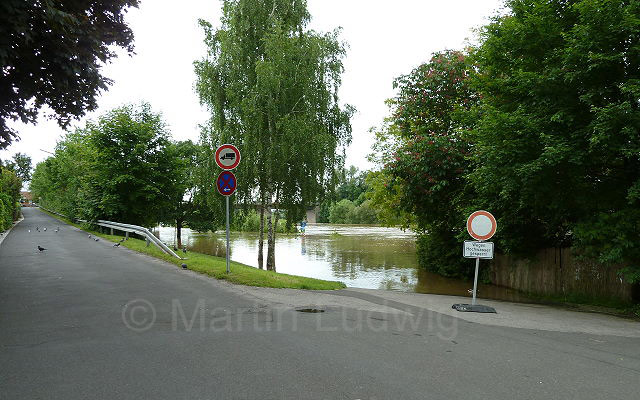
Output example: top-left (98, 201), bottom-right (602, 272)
top-left (1, 0), bottom-right (504, 173)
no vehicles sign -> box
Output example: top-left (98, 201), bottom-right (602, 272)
top-left (215, 144), bottom-right (241, 170)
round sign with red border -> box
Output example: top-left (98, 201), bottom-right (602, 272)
top-left (215, 144), bottom-right (241, 170)
top-left (467, 210), bottom-right (497, 241)
top-left (216, 171), bottom-right (237, 196)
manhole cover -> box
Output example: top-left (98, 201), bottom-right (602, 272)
top-left (295, 307), bottom-right (325, 313)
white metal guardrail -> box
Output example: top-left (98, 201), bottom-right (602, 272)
top-left (95, 220), bottom-right (182, 259)
top-left (38, 206), bottom-right (183, 260)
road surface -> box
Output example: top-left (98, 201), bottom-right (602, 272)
top-left (1, 208), bottom-right (639, 399)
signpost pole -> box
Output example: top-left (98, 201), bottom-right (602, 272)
top-left (225, 195), bottom-right (230, 274)
top-left (472, 256), bottom-right (480, 306)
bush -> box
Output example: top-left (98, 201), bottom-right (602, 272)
top-left (416, 230), bottom-right (470, 279)
top-left (329, 199), bottom-right (355, 224)
top-left (0, 193), bottom-right (13, 230)
top-left (232, 209), bottom-right (295, 233)
top-left (351, 200), bottom-right (378, 224)
top-left (0, 201), bottom-right (6, 231)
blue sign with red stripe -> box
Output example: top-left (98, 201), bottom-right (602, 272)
top-left (216, 171), bottom-right (237, 196)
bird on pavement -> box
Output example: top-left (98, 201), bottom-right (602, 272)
top-left (43, 227), bottom-right (47, 231)
top-left (88, 234), bottom-right (92, 238)
top-left (55, 227), bottom-right (59, 233)
top-left (36, 226), bottom-right (39, 232)
top-left (113, 243), bottom-right (120, 247)
top-left (37, 246), bottom-right (47, 252)
top-left (94, 238), bottom-right (99, 242)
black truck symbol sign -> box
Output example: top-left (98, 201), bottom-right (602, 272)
top-left (221, 152), bottom-right (236, 161)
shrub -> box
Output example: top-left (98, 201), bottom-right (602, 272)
top-left (0, 193), bottom-right (13, 230)
top-left (329, 199), bottom-right (355, 224)
top-left (0, 201), bottom-right (6, 231)
top-left (233, 209), bottom-right (295, 233)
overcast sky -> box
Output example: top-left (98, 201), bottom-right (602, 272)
top-left (1, 0), bottom-right (505, 173)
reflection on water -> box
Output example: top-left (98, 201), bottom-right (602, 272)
top-left (153, 223), bottom-right (529, 302)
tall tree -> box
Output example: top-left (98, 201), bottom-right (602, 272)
top-left (371, 50), bottom-right (479, 277)
top-left (32, 104), bottom-right (178, 227)
top-left (195, 0), bottom-right (353, 271)
top-left (162, 140), bottom-right (221, 248)
top-left (472, 0), bottom-right (640, 278)
top-left (0, 0), bottom-right (139, 149)
top-left (6, 153), bottom-right (32, 182)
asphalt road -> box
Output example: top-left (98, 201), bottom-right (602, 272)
top-left (1, 208), bottom-right (639, 399)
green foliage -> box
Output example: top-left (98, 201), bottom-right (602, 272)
top-left (319, 165), bottom-right (380, 225)
top-left (4, 153), bottom-right (32, 182)
top-left (327, 197), bottom-right (378, 225)
top-left (0, 0), bottom-right (140, 149)
top-left (329, 199), bottom-right (356, 224)
top-left (161, 140), bottom-right (222, 235)
top-left (371, 50), bottom-right (477, 277)
top-left (0, 200), bottom-right (5, 231)
top-left (30, 104), bottom-right (213, 228)
top-left (369, 0), bottom-right (640, 281)
top-left (416, 230), bottom-right (470, 278)
top-left (0, 166), bottom-right (20, 230)
top-left (364, 169), bottom-right (413, 228)
top-left (471, 0), bottom-right (640, 271)
top-left (351, 200), bottom-right (378, 224)
top-left (195, 0), bottom-right (353, 220)
top-left (231, 209), bottom-right (295, 233)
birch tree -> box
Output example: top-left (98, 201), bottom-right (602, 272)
top-left (195, 0), bottom-right (353, 271)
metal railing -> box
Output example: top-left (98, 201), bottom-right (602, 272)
top-left (39, 206), bottom-right (183, 260)
top-left (95, 220), bottom-right (183, 259)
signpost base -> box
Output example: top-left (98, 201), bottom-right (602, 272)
top-left (452, 304), bottom-right (497, 313)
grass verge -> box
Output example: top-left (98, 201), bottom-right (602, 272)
top-left (39, 208), bottom-right (345, 290)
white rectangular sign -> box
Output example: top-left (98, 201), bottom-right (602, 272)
top-left (463, 241), bottom-right (494, 259)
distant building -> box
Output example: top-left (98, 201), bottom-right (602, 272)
top-left (20, 191), bottom-right (33, 206)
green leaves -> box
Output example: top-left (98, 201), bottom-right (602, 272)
top-left (370, 1), bottom-right (640, 280)
top-left (195, 0), bottom-right (352, 219)
top-left (0, 0), bottom-right (140, 148)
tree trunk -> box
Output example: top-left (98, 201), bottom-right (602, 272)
top-left (266, 204), bottom-right (275, 271)
top-left (258, 200), bottom-right (265, 270)
top-left (268, 208), bottom-right (279, 271)
top-left (176, 220), bottom-right (183, 249)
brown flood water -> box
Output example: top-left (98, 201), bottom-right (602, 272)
top-left (154, 223), bottom-right (529, 303)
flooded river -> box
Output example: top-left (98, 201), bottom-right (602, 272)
top-left (153, 224), bottom-right (528, 302)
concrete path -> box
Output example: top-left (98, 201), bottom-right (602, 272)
top-left (1, 208), bottom-right (639, 400)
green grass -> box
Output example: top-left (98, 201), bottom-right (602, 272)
top-left (39, 208), bottom-right (345, 290)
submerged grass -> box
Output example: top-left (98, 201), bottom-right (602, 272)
top-left (39, 208), bottom-right (345, 290)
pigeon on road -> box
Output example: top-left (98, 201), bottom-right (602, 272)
top-left (88, 234), bottom-right (92, 238)
top-left (43, 227), bottom-right (47, 231)
top-left (113, 243), bottom-right (120, 247)
top-left (37, 246), bottom-right (47, 252)
top-left (94, 238), bottom-right (99, 242)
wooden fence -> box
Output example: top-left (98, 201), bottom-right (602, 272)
top-left (490, 248), bottom-right (636, 304)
